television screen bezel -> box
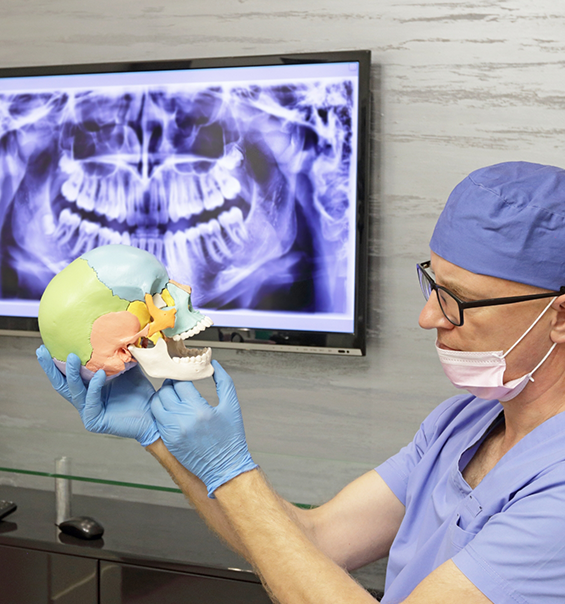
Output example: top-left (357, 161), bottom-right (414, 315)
top-left (0, 49), bottom-right (371, 356)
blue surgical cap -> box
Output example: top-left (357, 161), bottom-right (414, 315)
top-left (430, 161), bottom-right (565, 291)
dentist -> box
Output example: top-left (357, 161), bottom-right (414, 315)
top-left (39, 161), bottom-right (565, 604)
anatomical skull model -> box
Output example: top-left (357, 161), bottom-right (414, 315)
top-left (38, 244), bottom-right (213, 381)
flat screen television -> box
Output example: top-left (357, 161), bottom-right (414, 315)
top-left (0, 50), bottom-right (371, 355)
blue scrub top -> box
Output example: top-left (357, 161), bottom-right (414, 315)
top-left (376, 394), bottom-right (565, 604)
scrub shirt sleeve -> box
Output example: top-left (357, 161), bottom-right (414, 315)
top-left (453, 464), bottom-right (565, 604)
top-left (375, 395), bottom-right (470, 506)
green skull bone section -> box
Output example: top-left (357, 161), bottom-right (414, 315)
top-left (38, 244), bottom-right (214, 381)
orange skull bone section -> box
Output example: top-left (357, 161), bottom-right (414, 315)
top-left (144, 293), bottom-right (177, 337)
top-left (86, 311), bottom-right (149, 375)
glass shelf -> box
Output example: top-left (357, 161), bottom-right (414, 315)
top-left (0, 466), bottom-right (182, 493)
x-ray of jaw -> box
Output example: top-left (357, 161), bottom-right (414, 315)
top-left (0, 80), bottom-right (355, 314)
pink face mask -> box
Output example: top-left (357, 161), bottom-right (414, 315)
top-left (436, 297), bottom-right (557, 402)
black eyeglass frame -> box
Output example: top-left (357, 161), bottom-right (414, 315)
top-left (417, 260), bottom-right (565, 327)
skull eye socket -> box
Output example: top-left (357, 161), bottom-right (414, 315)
top-left (152, 293), bottom-right (167, 310)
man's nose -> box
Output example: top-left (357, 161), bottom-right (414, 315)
top-left (418, 293), bottom-right (455, 330)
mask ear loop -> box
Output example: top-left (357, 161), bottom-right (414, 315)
top-left (527, 343), bottom-right (557, 383)
top-left (502, 297), bottom-right (557, 382)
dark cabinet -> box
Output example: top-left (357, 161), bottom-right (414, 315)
top-left (100, 561), bottom-right (271, 604)
top-left (0, 543), bottom-right (271, 604)
top-left (0, 487), bottom-right (272, 604)
top-left (0, 543), bottom-right (98, 604)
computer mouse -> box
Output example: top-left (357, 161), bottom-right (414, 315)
top-left (58, 516), bottom-right (104, 540)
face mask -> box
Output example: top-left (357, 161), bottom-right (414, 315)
top-left (436, 297), bottom-right (557, 401)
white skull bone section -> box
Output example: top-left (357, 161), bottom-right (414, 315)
top-left (0, 80), bottom-right (354, 313)
top-left (38, 245), bottom-right (214, 382)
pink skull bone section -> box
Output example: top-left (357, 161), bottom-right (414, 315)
top-left (86, 311), bottom-right (149, 376)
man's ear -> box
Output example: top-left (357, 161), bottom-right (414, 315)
top-left (550, 294), bottom-right (565, 343)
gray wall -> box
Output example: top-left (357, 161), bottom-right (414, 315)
top-left (1, 0), bottom-right (564, 514)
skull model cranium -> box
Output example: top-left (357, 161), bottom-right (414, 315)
top-left (38, 244), bottom-right (213, 381)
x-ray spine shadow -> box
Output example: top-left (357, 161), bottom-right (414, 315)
top-left (0, 80), bottom-right (355, 314)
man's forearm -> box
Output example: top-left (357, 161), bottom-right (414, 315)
top-left (145, 438), bottom-right (250, 559)
top-left (215, 469), bottom-right (377, 604)
top-left (146, 439), bottom-right (316, 560)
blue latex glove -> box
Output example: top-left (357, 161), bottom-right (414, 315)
top-left (36, 345), bottom-right (159, 447)
top-left (151, 360), bottom-right (258, 498)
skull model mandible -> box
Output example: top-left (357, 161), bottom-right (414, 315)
top-left (38, 244), bottom-right (214, 381)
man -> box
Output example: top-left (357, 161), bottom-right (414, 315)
top-left (38, 161), bottom-right (565, 603)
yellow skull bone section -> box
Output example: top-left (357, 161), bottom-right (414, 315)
top-left (126, 293), bottom-right (177, 345)
top-left (161, 288), bottom-right (175, 308)
top-left (127, 300), bottom-right (160, 345)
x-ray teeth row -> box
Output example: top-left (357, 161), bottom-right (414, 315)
top-left (0, 81), bottom-right (354, 313)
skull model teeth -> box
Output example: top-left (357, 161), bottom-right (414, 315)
top-left (173, 316), bottom-right (213, 341)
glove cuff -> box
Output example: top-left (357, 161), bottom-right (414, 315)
top-left (138, 426), bottom-right (161, 448)
top-left (206, 459), bottom-right (259, 499)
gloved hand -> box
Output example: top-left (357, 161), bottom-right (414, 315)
top-left (151, 360), bottom-right (258, 498)
top-left (36, 345), bottom-right (159, 447)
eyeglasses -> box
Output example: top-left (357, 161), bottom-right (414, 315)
top-left (417, 260), bottom-right (565, 327)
